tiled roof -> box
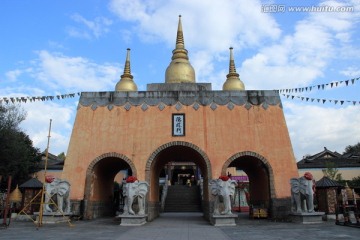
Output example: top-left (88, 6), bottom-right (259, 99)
top-left (316, 176), bottom-right (342, 188)
top-left (19, 178), bottom-right (43, 189)
top-left (39, 151), bottom-right (64, 170)
top-left (297, 157), bottom-right (360, 168)
top-left (297, 148), bottom-right (360, 169)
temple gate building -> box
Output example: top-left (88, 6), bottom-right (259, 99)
top-left (62, 16), bottom-right (299, 221)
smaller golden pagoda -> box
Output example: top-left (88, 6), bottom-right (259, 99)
top-left (115, 48), bottom-right (138, 91)
top-left (9, 185), bottom-right (22, 203)
top-left (223, 47), bottom-right (245, 90)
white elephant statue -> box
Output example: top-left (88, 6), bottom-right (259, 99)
top-left (122, 178), bottom-right (149, 215)
top-left (290, 172), bottom-right (315, 213)
top-left (43, 177), bottom-right (71, 213)
top-left (210, 177), bottom-right (237, 215)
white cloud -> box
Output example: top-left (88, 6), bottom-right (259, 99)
top-left (341, 67), bottom-right (360, 77)
top-left (67, 13), bottom-right (113, 39)
top-left (5, 69), bottom-right (22, 81)
top-left (239, 0), bottom-right (360, 90)
top-left (109, 0), bottom-right (280, 51)
top-left (20, 101), bottom-right (74, 155)
top-left (34, 50), bottom-right (120, 91)
top-left (284, 100), bottom-right (360, 160)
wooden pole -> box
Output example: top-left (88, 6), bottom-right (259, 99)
top-left (38, 119), bottom-right (52, 227)
top-left (2, 175), bottom-right (12, 226)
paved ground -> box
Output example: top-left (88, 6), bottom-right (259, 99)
top-left (1, 213), bottom-right (359, 240)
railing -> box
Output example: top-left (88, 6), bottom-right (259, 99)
top-left (160, 175), bottom-right (169, 212)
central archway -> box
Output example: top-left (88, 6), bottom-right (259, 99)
top-left (145, 141), bottom-right (212, 221)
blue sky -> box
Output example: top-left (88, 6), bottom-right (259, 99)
top-left (1, 0), bottom-right (359, 161)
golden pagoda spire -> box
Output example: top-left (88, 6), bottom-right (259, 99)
top-left (115, 48), bottom-right (138, 91)
top-left (223, 47), bottom-right (245, 90)
top-left (165, 15), bottom-right (195, 83)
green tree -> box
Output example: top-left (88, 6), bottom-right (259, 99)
top-left (344, 142), bottom-right (360, 154)
top-left (57, 152), bottom-right (66, 161)
top-left (322, 162), bottom-right (343, 181)
top-left (0, 104), bottom-right (41, 189)
top-left (349, 176), bottom-right (360, 189)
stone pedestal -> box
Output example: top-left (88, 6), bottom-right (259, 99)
top-left (34, 212), bottom-right (72, 224)
top-left (117, 214), bottom-right (147, 226)
top-left (289, 212), bottom-right (325, 224)
top-left (211, 214), bottom-right (237, 226)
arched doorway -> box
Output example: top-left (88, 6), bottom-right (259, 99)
top-left (83, 152), bottom-right (137, 219)
top-left (222, 152), bottom-right (275, 216)
top-left (145, 141), bottom-right (212, 221)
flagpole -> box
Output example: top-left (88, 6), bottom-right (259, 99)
top-left (38, 119), bottom-right (52, 227)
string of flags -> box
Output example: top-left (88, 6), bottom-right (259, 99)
top-left (282, 94), bottom-right (360, 106)
top-left (0, 76), bottom-right (359, 105)
top-left (278, 77), bottom-right (359, 93)
top-left (0, 93), bottom-right (80, 104)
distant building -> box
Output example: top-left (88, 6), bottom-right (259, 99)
top-left (35, 151), bottom-right (64, 183)
top-left (297, 147), bottom-right (360, 181)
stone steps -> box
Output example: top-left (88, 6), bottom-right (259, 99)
top-left (164, 185), bottom-right (202, 212)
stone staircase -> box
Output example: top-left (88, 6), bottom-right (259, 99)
top-left (164, 185), bottom-right (202, 212)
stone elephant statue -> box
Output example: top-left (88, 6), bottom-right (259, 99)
top-left (210, 177), bottom-right (237, 215)
top-left (122, 179), bottom-right (149, 215)
top-left (290, 172), bottom-right (315, 213)
top-left (43, 177), bottom-right (71, 213)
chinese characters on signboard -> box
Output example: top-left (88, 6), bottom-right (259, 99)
top-left (172, 114), bottom-right (185, 136)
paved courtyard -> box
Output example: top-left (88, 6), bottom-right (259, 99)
top-left (1, 213), bottom-right (359, 240)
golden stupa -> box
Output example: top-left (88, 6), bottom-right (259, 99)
top-left (115, 48), bottom-right (138, 91)
top-left (223, 47), bottom-right (245, 90)
top-left (165, 15), bottom-right (196, 83)
top-left (9, 185), bottom-right (22, 203)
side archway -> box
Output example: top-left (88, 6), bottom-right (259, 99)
top-left (222, 151), bottom-right (275, 210)
top-left (83, 152), bottom-right (136, 219)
